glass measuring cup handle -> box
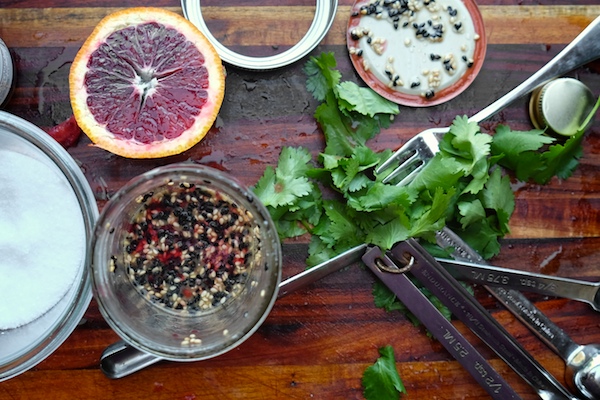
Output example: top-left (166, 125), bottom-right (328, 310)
top-left (100, 341), bottom-right (162, 379)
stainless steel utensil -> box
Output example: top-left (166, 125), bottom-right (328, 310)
top-left (386, 239), bottom-right (577, 400)
top-left (378, 15), bottom-right (600, 185)
top-left (363, 245), bottom-right (521, 399)
top-left (437, 257), bottom-right (600, 311)
top-left (496, 286), bottom-right (600, 400)
top-left (436, 228), bottom-right (600, 400)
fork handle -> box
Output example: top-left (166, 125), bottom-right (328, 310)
top-left (469, 16), bottom-right (600, 124)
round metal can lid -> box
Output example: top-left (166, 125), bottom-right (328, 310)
top-left (0, 38), bottom-right (14, 106)
top-left (181, 0), bottom-right (338, 70)
top-left (529, 77), bottom-right (596, 137)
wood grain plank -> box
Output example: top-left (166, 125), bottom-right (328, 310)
top-left (2, 3), bottom-right (600, 398)
top-left (0, 360), bottom-right (554, 399)
top-left (1, 6), bottom-right (599, 47)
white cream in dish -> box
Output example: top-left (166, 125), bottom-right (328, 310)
top-left (348, 0), bottom-right (481, 99)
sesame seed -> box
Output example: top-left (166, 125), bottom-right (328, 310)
top-left (113, 182), bottom-right (259, 313)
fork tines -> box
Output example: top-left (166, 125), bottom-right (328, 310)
top-left (376, 129), bottom-right (445, 186)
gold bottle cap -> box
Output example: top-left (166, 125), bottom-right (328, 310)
top-left (529, 77), bottom-right (595, 137)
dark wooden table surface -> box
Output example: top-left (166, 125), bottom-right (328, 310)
top-left (2, 0), bottom-right (600, 398)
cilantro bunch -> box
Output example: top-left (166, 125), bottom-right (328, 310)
top-left (254, 53), bottom-right (598, 261)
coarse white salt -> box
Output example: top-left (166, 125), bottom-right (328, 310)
top-left (0, 150), bottom-right (86, 330)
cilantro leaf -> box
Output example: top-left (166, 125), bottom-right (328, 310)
top-left (408, 153), bottom-right (463, 192)
top-left (440, 116), bottom-right (492, 177)
top-left (252, 147), bottom-right (313, 207)
top-left (457, 199), bottom-right (486, 229)
top-left (322, 200), bottom-right (364, 249)
top-left (307, 52), bottom-right (399, 156)
top-left (306, 236), bottom-right (339, 267)
top-left (304, 52), bottom-right (340, 102)
top-left (314, 94), bottom-right (356, 156)
top-left (492, 96), bottom-right (600, 184)
top-left (336, 81), bottom-right (400, 118)
top-left (533, 131), bottom-right (585, 183)
top-left (533, 96), bottom-right (600, 183)
top-left (366, 217), bottom-right (410, 250)
top-left (348, 182), bottom-right (412, 212)
top-left (363, 346), bottom-right (406, 400)
top-left (491, 125), bottom-right (554, 181)
top-left (481, 168), bottom-right (514, 234)
top-left (492, 125), bottom-right (553, 154)
top-left (373, 280), bottom-right (407, 312)
top-left (452, 218), bottom-right (502, 260)
top-left (408, 187), bottom-right (455, 238)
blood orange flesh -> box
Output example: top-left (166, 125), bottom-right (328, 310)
top-left (69, 8), bottom-right (225, 158)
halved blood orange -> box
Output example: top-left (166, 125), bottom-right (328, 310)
top-left (69, 7), bottom-right (225, 158)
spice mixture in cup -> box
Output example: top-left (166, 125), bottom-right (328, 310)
top-left (92, 164), bottom-right (282, 361)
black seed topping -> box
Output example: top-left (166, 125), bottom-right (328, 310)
top-left (114, 183), bottom-right (262, 313)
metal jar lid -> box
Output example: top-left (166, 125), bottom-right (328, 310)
top-left (529, 77), bottom-right (596, 137)
top-left (0, 38), bottom-right (14, 106)
top-left (181, 0), bottom-right (338, 70)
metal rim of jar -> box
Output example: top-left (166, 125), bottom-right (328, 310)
top-left (0, 38), bottom-right (14, 106)
top-left (0, 110), bottom-right (98, 382)
top-left (181, 0), bottom-right (338, 70)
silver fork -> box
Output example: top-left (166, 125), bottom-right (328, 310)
top-left (378, 15), bottom-right (600, 185)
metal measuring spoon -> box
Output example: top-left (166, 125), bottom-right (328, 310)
top-left (436, 258), bottom-right (600, 311)
top-left (437, 228), bottom-right (600, 400)
top-left (496, 287), bottom-right (600, 400)
top-left (387, 240), bottom-right (577, 400)
top-left (363, 245), bottom-right (521, 399)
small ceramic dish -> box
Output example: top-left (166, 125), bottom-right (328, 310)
top-left (347, 0), bottom-right (487, 107)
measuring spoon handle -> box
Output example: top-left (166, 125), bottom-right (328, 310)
top-left (364, 246), bottom-right (522, 400)
top-left (100, 341), bottom-right (162, 379)
top-left (492, 287), bottom-right (581, 362)
top-left (438, 258), bottom-right (600, 311)
top-left (436, 228), bottom-right (582, 360)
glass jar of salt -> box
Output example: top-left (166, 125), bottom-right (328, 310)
top-left (0, 111), bottom-right (97, 382)
top-left (0, 37), bottom-right (15, 108)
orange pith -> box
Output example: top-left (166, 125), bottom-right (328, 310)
top-left (69, 7), bottom-right (225, 158)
